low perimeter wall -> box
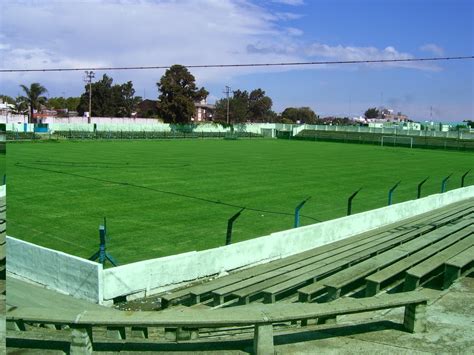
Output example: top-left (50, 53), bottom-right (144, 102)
top-left (6, 238), bottom-right (103, 303)
top-left (6, 185), bottom-right (474, 304)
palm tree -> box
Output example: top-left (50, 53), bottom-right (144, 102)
top-left (19, 83), bottom-right (48, 123)
top-left (12, 96), bottom-right (28, 115)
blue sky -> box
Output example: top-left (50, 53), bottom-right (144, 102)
top-left (0, 0), bottom-right (472, 121)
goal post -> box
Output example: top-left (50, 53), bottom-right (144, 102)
top-left (381, 135), bottom-right (413, 148)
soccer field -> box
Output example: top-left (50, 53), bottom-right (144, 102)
top-left (7, 139), bottom-right (473, 265)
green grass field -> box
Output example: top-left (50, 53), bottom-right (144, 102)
top-left (7, 139), bottom-right (473, 265)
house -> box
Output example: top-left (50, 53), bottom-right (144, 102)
top-left (0, 100), bottom-right (14, 115)
top-left (192, 99), bottom-right (215, 122)
top-left (137, 99), bottom-right (215, 121)
top-left (379, 108), bottom-right (409, 122)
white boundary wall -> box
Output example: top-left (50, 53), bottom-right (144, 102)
top-left (6, 237), bottom-right (103, 303)
top-left (6, 186), bottom-right (474, 304)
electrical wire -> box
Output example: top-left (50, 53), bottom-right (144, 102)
top-left (1, 56), bottom-right (472, 73)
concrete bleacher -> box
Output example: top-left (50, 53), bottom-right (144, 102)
top-left (160, 199), bottom-right (473, 309)
top-left (6, 195), bottom-right (474, 353)
top-left (366, 223), bottom-right (473, 296)
top-left (7, 291), bottom-right (429, 354)
top-left (403, 233), bottom-right (474, 291)
top-left (443, 245), bottom-right (474, 289)
top-left (313, 220), bottom-right (473, 303)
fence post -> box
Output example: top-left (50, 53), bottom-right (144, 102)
top-left (461, 169), bottom-right (471, 187)
top-left (417, 177), bottom-right (429, 199)
top-left (388, 181), bottom-right (401, 206)
top-left (226, 208), bottom-right (245, 245)
top-left (294, 197), bottom-right (311, 228)
top-left (347, 188), bottom-right (362, 216)
top-left (441, 173), bottom-right (452, 193)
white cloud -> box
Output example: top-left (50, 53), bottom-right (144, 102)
top-left (285, 27), bottom-right (304, 36)
top-left (0, 0), bottom-right (440, 99)
top-left (247, 42), bottom-right (441, 71)
top-left (419, 44), bottom-right (445, 56)
top-left (271, 0), bottom-right (305, 5)
top-left (275, 12), bottom-right (304, 21)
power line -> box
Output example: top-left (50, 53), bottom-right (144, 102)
top-left (0, 56), bottom-right (472, 73)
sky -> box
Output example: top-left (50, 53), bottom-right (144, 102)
top-left (0, 0), bottom-right (472, 122)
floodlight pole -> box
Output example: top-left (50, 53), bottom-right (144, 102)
top-left (461, 169), bottom-right (471, 187)
top-left (441, 173), bottom-right (452, 193)
top-left (294, 197), bottom-right (311, 228)
top-left (417, 177), bottom-right (429, 199)
top-left (347, 188), bottom-right (362, 216)
top-left (84, 71), bottom-right (95, 124)
top-left (226, 208), bottom-right (245, 245)
top-left (224, 86), bottom-right (231, 125)
top-left (388, 181), bottom-right (401, 206)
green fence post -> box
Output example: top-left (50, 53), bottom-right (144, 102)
top-left (226, 208), bottom-right (245, 245)
top-left (347, 188), bottom-right (362, 216)
top-left (441, 173), bottom-right (452, 193)
top-left (294, 197), bottom-right (311, 228)
top-left (461, 169), bottom-right (471, 187)
top-left (417, 177), bottom-right (429, 199)
top-left (388, 181), bottom-right (401, 206)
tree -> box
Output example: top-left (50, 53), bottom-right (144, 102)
top-left (0, 95), bottom-right (15, 105)
top-left (213, 88), bottom-right (274, 124)
top-left (281, 107), bottom-right (318, 124)
top-left (364, 107), bottom-right (379, 119)
top-left (214, 89), bottom-right (249, 124)
top-left (12, 96), bottom-right (28, 115)
top-left (77, 74), bottom-right (114, 117)
top-left (19, 83), bottom-right (48, 123)
top-left (248, 89), bottom-right (273, 122)
top-left (115, 81), bottom-right (142, 117)
top-left (77, 75), bottom-right (141, 117)
top-left (157, 64), bottom-right (208, 123)
top-left (463, 120), bottom-right (474, 128)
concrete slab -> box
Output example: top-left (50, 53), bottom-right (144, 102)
top-left (6, 276), bottom-right (112, 312)
top-left (7, 276), bottom-right (473, 354)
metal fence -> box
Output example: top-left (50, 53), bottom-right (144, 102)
top-left (292, 129), bottom-right (474, 151)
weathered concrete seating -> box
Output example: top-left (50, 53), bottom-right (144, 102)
top-left (404, 234), bottom-right (474, 291)
top-left (215, 223), bottom-right (437, 306)
top-left (236, 224), bottom-right (435, 305)
top-left (443, 245), bottom-right (474, 289)
top-left (163, 213), bottom-right (430, 307)
top-left (162, 199), bottom-right (473, 308)
top-left (366, 223), bottom-right (473, 296)
top-left (161, 226), bottom-right (387, 307)
top-left (7, 292), bottom-right (429, 355)
top-left (428, 207), bottom-right (473, 228)
top-left (298, 220), bottom-right (473, 303)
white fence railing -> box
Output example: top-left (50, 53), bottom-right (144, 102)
top-left (299, 124), bottom-right (474, 140)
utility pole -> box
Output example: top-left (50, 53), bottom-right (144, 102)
top-left (84, 71), bottom-right (95, 124)
top-left (224, 86), bottom-right (231, 124)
